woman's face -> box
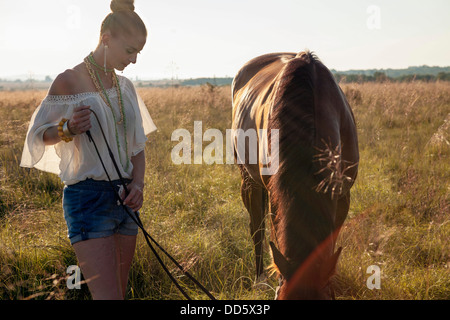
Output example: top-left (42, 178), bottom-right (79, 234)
top-left (103, 30), bottom-right (146, 71)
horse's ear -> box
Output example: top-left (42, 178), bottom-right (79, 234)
top-left (270, 241), bottom-right (290, 278)
top-left (320, 246), bottom-right (342, 286)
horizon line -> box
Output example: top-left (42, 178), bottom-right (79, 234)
top-left (1, 64), bottom-right (450, 82)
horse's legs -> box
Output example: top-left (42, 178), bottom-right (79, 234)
top-left (240, 168), bottom-right (266, 280)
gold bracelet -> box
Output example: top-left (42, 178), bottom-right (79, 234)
top-left (57, 118), bottom-right (74, 143)
top-left (63, 120), bottom-right (75, 138)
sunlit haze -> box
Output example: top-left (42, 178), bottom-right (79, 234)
top-left (1, 0), bottom-right (449, 80)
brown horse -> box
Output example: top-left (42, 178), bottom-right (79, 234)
top-left (231, 51), bottom-right (359, 299)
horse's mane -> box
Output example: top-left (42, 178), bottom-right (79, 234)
top-left (268, 51), bottom-right (335, 264)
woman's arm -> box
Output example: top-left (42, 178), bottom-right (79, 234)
top-left (42, 105), bottom-right (92, 145)
top-left (43, 72), bottom-right (92, 146)
top-left (123, 150), bottom-right (146, 212)
top-left (43, 126), bottom-right (63, 145)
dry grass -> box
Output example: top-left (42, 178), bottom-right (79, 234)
top-left (313, 139), bottom-right (358, 199)
top-left (0, 81), bottom-right (449, 300)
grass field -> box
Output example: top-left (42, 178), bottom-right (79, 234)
top-left (0, 81), bottom-right (449, 300)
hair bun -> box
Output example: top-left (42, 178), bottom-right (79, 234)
top-left (110, 0), bottom-right (135, 12)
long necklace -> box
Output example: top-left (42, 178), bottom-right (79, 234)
top-left (87, 52), bottom-right (114, 74)
top-left (85, 53), bottom-right (125, 124)
top-left (84, 55), bottom-right (130, 171)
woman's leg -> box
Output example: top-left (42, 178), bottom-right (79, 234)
top-left (73, 235), bottom-right (123, 300)
top-left (116, 234), bottom-right (137, 299)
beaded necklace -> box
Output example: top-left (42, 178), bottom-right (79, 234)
top-left (84, 54), bottom-right (130, 171)
top-left (85, 55), bottom-right (125, 125)
top-left (87, 52), bottom-right (114, 74)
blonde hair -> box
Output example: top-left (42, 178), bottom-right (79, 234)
top-left (100, 0), bottom-right (147, 38)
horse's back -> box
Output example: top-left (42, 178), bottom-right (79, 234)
top-left (232, 53), bottom-right (295, 94)
top-left (232, 53), bottom-right (297, 185)
top-left (232, 51), bottom-right (358, 178)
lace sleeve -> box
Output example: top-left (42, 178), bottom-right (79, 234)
top-left (137, 92), bottom-right (157, 136)
top-left (121, 77), bottom-right (157, 156)
top-left (20, 96), bottom-right (78, 174)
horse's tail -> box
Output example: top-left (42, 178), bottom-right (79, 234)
top-left (268, 50), bottom-right (317, 205)
top-left (267, 51), bottom-right (335, 261)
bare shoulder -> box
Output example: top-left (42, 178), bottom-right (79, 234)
top-left (48, 69), bottom-right (78, 96)
top-left (48, 63), bottom-right (88, 96)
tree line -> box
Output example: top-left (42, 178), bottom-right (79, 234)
top-left (333, 71), bottom-right (450, 83)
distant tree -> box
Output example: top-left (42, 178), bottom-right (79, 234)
top-left (437, 72), bottom-right (450, 81)
top-left (374, 72), bottom-right (388, 83)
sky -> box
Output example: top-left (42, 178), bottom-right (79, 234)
top-left (0, 0), bottom-right (449, 80)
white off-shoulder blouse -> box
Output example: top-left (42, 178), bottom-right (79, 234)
top-left (20, 75), bottom-right (157, 185)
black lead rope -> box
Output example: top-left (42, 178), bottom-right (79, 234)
top-left (85, 109), bottom-right (216, 300)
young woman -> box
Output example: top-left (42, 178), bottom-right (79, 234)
top-left (20, 0), bottom-right (156, 299)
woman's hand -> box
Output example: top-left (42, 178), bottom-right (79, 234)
top-left (122, 181), bottom-right (144, 212)
top-left (43, 105), bottom-right (91, 145)
top-left (68, 105), bottom-right (92, 135)
top-left (124, 151), bottom-right (146, 212)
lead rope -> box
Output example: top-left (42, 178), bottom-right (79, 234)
top-left (85, 109), bottom-right (216, 300)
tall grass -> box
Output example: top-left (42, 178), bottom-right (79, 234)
top-left (336, 82), bottom-right (449, 299)
top-left (0, 81), bottom-right (449, 299)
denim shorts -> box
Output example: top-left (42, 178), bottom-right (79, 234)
top-left (62, 179), bottom-right (139, 245)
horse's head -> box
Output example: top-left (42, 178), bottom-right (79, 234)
top-left (270, 241), bottom-right (342, 300)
